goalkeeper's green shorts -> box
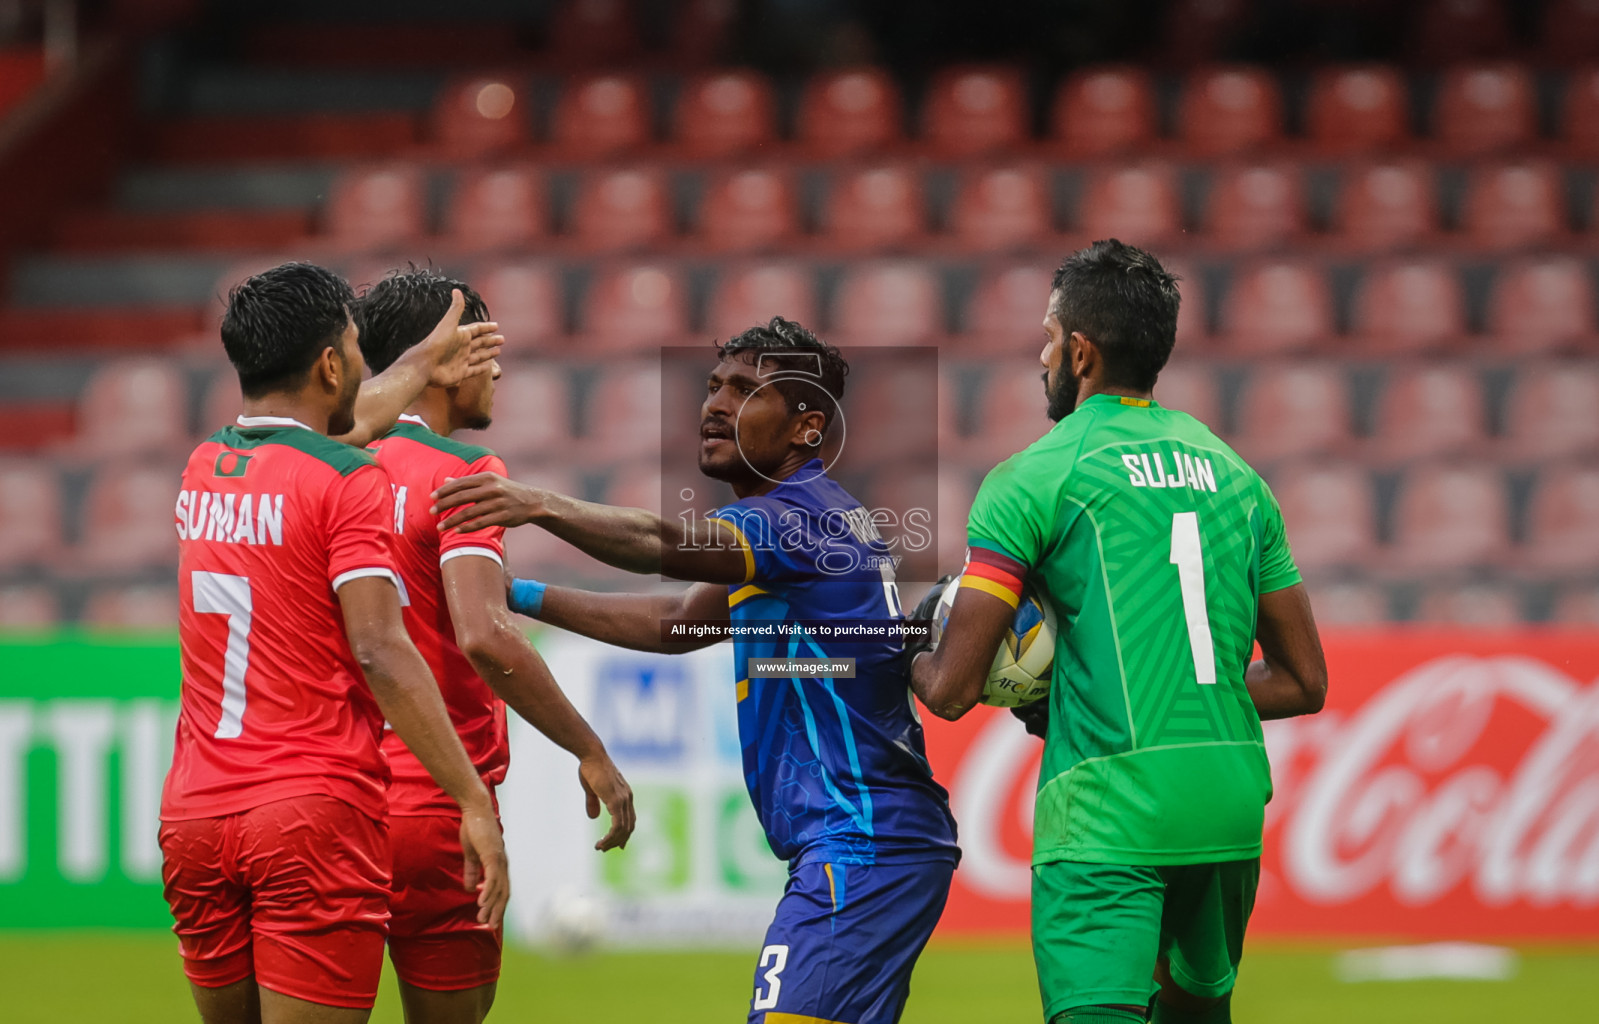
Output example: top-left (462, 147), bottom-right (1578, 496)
top-left (1030, 857), bottom-right (1260, 1021)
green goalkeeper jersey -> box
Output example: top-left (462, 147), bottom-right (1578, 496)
top-left (966, 393), bottom-right (1301, 866)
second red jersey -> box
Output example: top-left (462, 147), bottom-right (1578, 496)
top-left (368, 416), bottom-right (510, 816)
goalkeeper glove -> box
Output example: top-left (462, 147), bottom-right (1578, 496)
top-left (903, 574), bottom-right (956, 678)
top-left (1011, 697), bottom-right (1049, 739)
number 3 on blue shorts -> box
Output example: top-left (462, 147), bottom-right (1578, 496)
top-left (752, 944), bottom-right (789, 1011)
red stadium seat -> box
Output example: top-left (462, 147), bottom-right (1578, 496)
top-left (473, 363), bottom-right (576, 459)
top-left (1177, 67), bottom-right (1284, 156)
top-left (1304, 66), bottom-right (1410, 154)
top-left (1559, 67), bottom-right (1599, 157)
top-left (672, 71), bottom-right (777, 157)
top-left (696, 168), bottom-right (800, 253)
top-left (1387, 464), bottom-right (1512, 571)
top-left (580, 363), bottom-right (664, 459)
top-left (82, 584), bottom-right (181, 632)
top-left (1411, 0), bottom-right (1512, 65)
top-left (1552, 583), bottom-right (1599, 624)
top-left (1163, 257), bottom-right (1211, 348)
top-left (444, 167), bottom-right (548, 250)
top-left (198, 370), bottom-right (242, 437)
top-left (1542, 1), bottom-right (1599, 66)
top-left (322, 166), bottom-right (427, 249)
top-left (1486, 258), bottom-right (1598, 354)
top-left (1230, 363), bottom-right (1353, 463)
top-left (947, 165), bottom-right (1053, 251)
top-left (429, 75), bottom-right (532, 157)
top-left (1271, 463), bottom-right (1379, 572)
top-left (706, 263), bottom-right (820, 340)
top-left (962, 263), bottom-right (1054, 352)
top-left (1333, 161), bottom-right (1440, 251)
top-left (820, 165), bottom-right (928, 252)
top-left (1460, 162), bottom-right (1568, 249)
top-left (1521, 463), bottom-right (1599, 575)
top-left (1351, 260), bottom-right (1468, 354)
top-left (546, 0), bottom-right (643, 66)
top-left (73, 464), bottom-right (182, 572)
top-left (922, 66), bottom-right (1029, 157)
top-left (1308, 580), bottom-right (1392, 625)
top-left (1050, 67), bottom-right (1157, 156)
top-left (581, 264), bottom-right (691, 351)
top-left (1159, 0), bottom-right (1255, 68)
top-left (73, 359), bottom-right (189, 457)
top-left (1076, 164), bottom-right (1183, 248)
top-left (474, 263), bottom-right (565, 347)
top-left (966, 360), bottom-right (1059, 462)
top-left (0, 585), bottom-right (60, 629)
top-left (1202, 163), bottom-right (1307, 249)
top-left (1413, 583), bottom-right (1523, 625)
top-left (1218, 261), bottom-right (1334, 356)
top-left (1366, 364), bottom-right (1489, 461)
top-left (831, 262), bottom-right (944, 346)
top-left (796, 68), bottom-right (904, 157)
top-left (668, 0), bottom-right (739, 64)
top-left (570, 168), bottom-right (673, 252)
top-left (1501, 363), bottom-right (1599, 460)
top-left (0, 461), bottom-right (62, 568)
top-left (1434, 64), bottom-right (1537, 155)
top-left (1151, 363), bottom-right (1222, 428)
top-left (550, 74), bottom-right (650, 158)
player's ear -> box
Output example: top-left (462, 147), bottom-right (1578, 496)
top-left (314, 345), bottom-right (341, 392)
top-left (1069, 331), bottom-right (1096, 377)
top-left (791, 406), bottom-right (827, 448)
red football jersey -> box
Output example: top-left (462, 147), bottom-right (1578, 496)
top-left (162, 416), bottom-right (401, 823)
top-left (368, 416), bottom-right (510, 817)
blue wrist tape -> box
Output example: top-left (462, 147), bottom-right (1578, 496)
top-left (508, 578), bottom-right (547, 618)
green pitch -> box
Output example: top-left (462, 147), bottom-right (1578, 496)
top-left (0, 933), bottom-right (1590, 1022)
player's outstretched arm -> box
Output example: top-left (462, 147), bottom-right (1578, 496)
top-left (431, 475), bottom-right (751, 584)
top-left (337, 575), bottom-right (511, 927)
top-left (1247, 583), bottom-right (1328, 720)
top-left (443, 555), bottom-right (637, 852)
top-left (331, 288), bottom-right (504, 448)
top-left (513, 577), bottom-right (730, 655)
top-left (911, 585), bottom-right (1014, 721)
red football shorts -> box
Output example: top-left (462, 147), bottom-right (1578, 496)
top-left (159, 795), bottom-right (391, 1009)
top-left (387, 813), bottom-right (504, 991)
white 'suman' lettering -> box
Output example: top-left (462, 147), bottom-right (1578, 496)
top-left (175, 491), bottom-right (285, 546)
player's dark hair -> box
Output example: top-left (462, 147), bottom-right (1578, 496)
top-left (1050, 239), bottom-right (1181, 392)
top-left (355, 264), bottom-right (490, 374)
top-left (716, 317), bottom-right (850, 430)
top-left (220, 262), bottom-right (356, 399)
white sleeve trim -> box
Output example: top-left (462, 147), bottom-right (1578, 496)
top-left (440, 546), bottom-right (504, 567)
top-left (332, 566), bottom-right (400, 592)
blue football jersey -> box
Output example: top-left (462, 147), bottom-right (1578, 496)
top-left (711, 459), bottom-right (959, 867)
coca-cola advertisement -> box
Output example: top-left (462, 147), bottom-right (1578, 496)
top-left (923, 632), bottom-right (1599, 939)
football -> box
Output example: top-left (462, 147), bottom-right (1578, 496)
top-left (934, 576), bottom-right (1056, 707)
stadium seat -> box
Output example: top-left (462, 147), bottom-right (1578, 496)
top-left (0, 585), bottom-right (60, 629)
top-left (198, 369), bottom-right (242, 437)
top-left (795, 68), bottom-right (904, 157)
top-left (1460, 162), bottom-right (1568, 249)
top-left (1050, 66), bottom-right (1157, 156)
top-left (429, 75), bottom-right (532, 158)
top-left (82, 584), bottom-right (180, 631)
top-left (1541, 1), bottom-right (1599, 65)
top-left (1559, 67), bottom-right (1599, 157)
top-left (579, 363), bottom-right (664, 459)
top-left (1075, 164), bottom-right (1183, 248)
top-left (672, 71), bottom-right (777, 157)
top-left (1387, 464), bottom-right (1512, 571)
top-left (550, 74), bottom-right (650, 158)
top-left (921, 66), bottom-right (1029, 157)
top-left (1177, 67), bottom-right (1284, 155)
top-left (1150, 363), bottom-right (1222, 428)
top-left (1270, 463), bottom-right (1379, 571)
top-left (1500, 363), bottom-right (1599, 460)
top-left (1230, 363), bottom-right (1353, 463)
top-left (1351, 260), bottom-right (1468, 354)
top-left (1410, 0), bottom-right (1513, 65)
top-left (1333, 161), bottom-right (1440, 250)
top-left (947, 165), bottom-right (1053, 251)
top-left (1217, 261), bottom-right (1334, 356)
top-left (322, 166), bottom-right (427, 250)
top-left (546, 0), bottom-right (644, 66)
top-left (1158, 0), bottom-right (1255, 67)
top-left (569, 168), bottom-right (673, 251)
top-left (706, 263), bottom-right (820, 340)
top-left (474, 263), bottom-right (565, 347)
top-left (961, 263), bottom-right (1054, 352)
top-left (73, 464), bottom-right (182, 572)
top-left (1202, 163), bottom-right (1307, 249)
top-left (1413, 582), bottom-right (1524, 625)
top-left (1485, 258), bottom-right (1599, 354)
top-left (473, 363), bottom-right (576, 459)
top-left (0, 460), bottom-right (62, 568)
top-left (668, 0), bottom-right (739, 64)
top-left (1433, 65), bottom-right (1536, 155)
top-left (580, 264), bottom-right (691, 351)
top-left (1304, 66), bottom-right (1410, 154)
top-left (966, 361), bottom-right (1060, 463)
top-left (1521, 463), bottom-right (1599, 574)
top-left (830, 262), bottom-right (944, 346)
top-left (1306, 580), bottom-right (1392, 625)
top-left (1163, 258), bottom-right (1211, 347)
top-left (696, 168), bottom-right (801, 252)
top-left (1366, 364), bottom-right (1489, 461)
top-left (72, 359), bottom-right (189, 457)
top-left (444, 167), bottom-right (548, 250)
top-left (820, 165), bottom-right (928, 252)
top-left (1551, 582), bottom-right (1599, 624)
top-left (845, 365), bottom-right (942, 465)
